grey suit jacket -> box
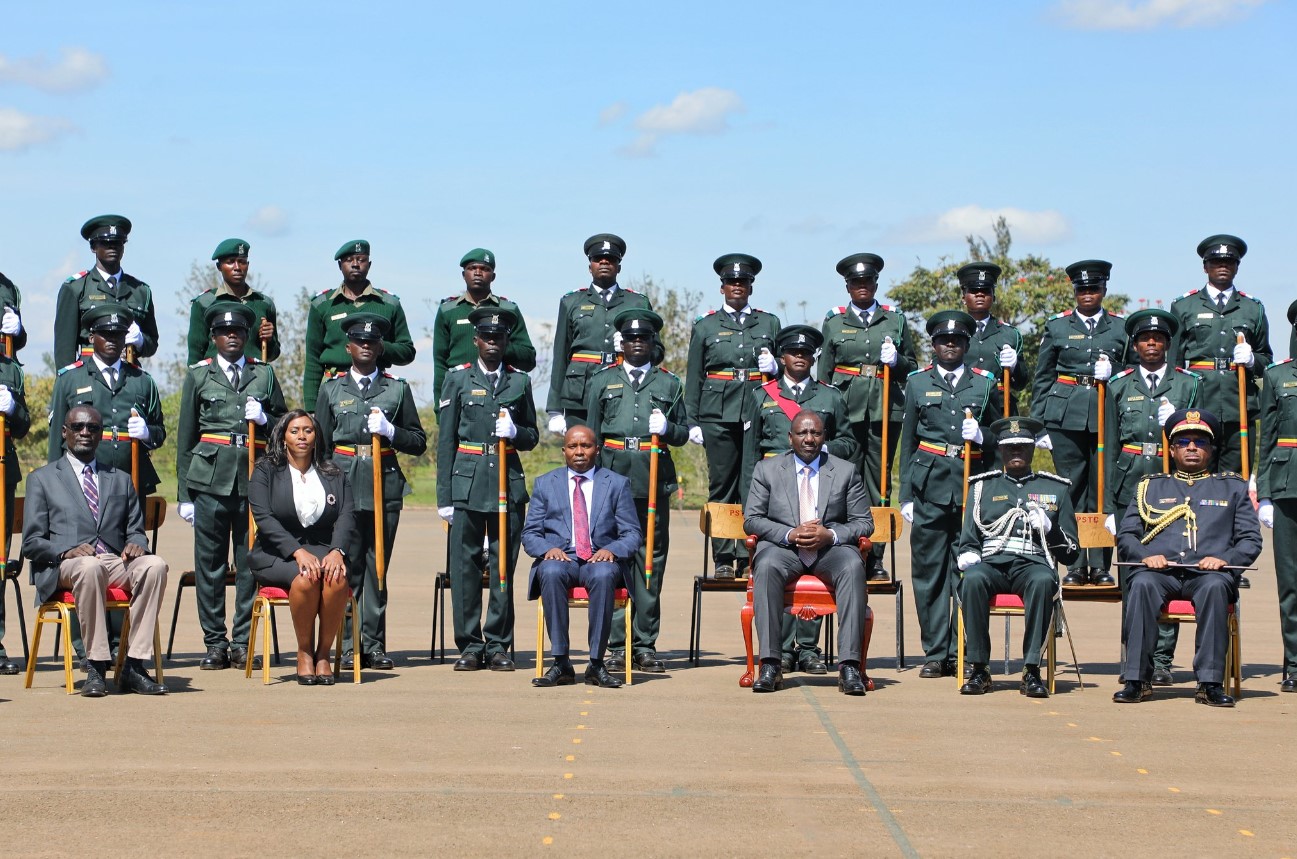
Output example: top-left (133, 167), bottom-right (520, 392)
top-left (743, 451), bottom-right (874, 550)
top-left (22, 457), bottom-right (149, 604)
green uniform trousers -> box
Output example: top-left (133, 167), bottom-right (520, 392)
top-left (193, 489), bottom-right (255, 650)
top-left (610, 498), bottom-right (669, 656)
top-left (910, 499), bottom-right (960, 663)
top-left (700, 420), bottom-right (747, 567)
top-left (342, 510), bottom-right (400, 655)
top-left (1271, 499), bottom-right (1297, 677)
top-left (959, 555), bottom-right (1056, 667)
top-left (450, 508), bottom-right (523, 658)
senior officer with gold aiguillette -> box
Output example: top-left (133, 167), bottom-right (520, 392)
top-left (55, 215), bottom-right (159, 367)
top-left (686, 253), bottom-right (781, 579)
top-left (316, 313), bottom-right (426, 671)
top-left (187, 238), bottom-right (279, 364)
top-left (1031, 260), bottom-right (1128, 587)
top-left (303, 240), bottom-right (416, 412)
top-left (959, 262), bottom-right (1027, 416)
top-left (1256, 353), bottom-right (1297, 693)
top-left (438, 307), bottom-right (539, 671)
top-left (177, 303), bottom-right (287, 670)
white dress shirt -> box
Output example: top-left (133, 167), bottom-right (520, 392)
top-left (290, 464), bottom-right (326, 528)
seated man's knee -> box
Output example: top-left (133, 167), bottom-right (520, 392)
top-left (585, 562), bottom-right (619, 585)
top-left (64, 555), bottom-right (108, 582)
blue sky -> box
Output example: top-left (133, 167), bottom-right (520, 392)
top-left (3, 0), bottom-right (1294, 401)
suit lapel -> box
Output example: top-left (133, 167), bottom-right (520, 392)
top-left (817, 456), bottom-right (834, 519)
top-left (57, 458), bottom-right (98, 526)
top-left (782, 455), bottom-right (801, 523)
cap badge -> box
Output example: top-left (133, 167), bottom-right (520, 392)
top-left (978, 271), bottom-right (987, 282)
top-left (236, 243), bottom-right (246, 255)
top-left (353, 242), bottom-right (363, 254)
top-left (484, 253), bottom-right (492, 263)
top-left (602, 241), bottom-right (611, 251)
top-left (1186, 410), bottom-right (1201, 423)
top-left (489, 314), bottom-right (499, 325)
top-left (854, 263), bottom-right (866, 274)
top-left (1009, 419), bottom-right (1020, 433)
top-left (107, 226), bottom-right (117, 237)
top-left (1218, 244), bottom-right (1229, 255)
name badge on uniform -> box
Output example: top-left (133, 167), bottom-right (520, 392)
top-left (470, 389), bottom-right (487, 396)
top-left (1283, 382), bottom-right (1297, 388)
top-left (339, 398), bottom-right (355, 407)
top-left (992, 495), bottom-right (1009, 501)
top-left (718, 331), bottom-right (732, 336)
top-left (1197, 313), bottom-right (1214, 319)
top-left (330, 312), bottom-right (348, 321)
top-left (1068, 334), bottom-right (1086, 340)
top-left (1127, 395), bottom-right (1145, 402)
top-left (580, 305), bottom-right (596, 310)
top-left (842, 328), bottom-right (858, 334)
top-left (762, 400), bottom-right (777, 408)
top-left (456, 318), bottom-right (471, 324)
top-left (607, 383), bottom-right (623, 390)
top-left (925, 391), bottom-right (943, 397)
top-left (1159, 497), bottom-right (1178, 504)
top-left (76, 386), bottom-right (93, 394)
top-left (89, 294), bottom-right (107, 301)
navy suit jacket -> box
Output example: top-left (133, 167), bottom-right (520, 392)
top-left (521, 466), bottom-right (642, 599)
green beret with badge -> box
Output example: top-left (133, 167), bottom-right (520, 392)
top-left (1196, 234), bottom-right (1247, 261)
top-left (212, 238), bottom-right (251, 260)
top-left (80, 214), bottom-right (131, 243)
top-left (334, 239), bottom-right (371, 261)
top-left (925, 309), bottom-right (975, 339)
top-left (713, 253), bottom-right (761, 281)
top-left (459, 247), bottom-right (496, 269)
top-left (343, 312), bottom-right (391, 341)
top-left (468, 306), bottom-right (517, 335)
top-left (1124, 308), bottom-right (1178, 339)
top-left (836, 252), bottom-right (883, 281)
top-left (84, 302), bottom-right (134, 332)
top-left (205, 301), bottom-right (255, 332)
top-left (583, 233), bottom-right (626, 260)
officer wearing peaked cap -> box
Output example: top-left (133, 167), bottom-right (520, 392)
top-left (958, 262), bottom-right (1027, 415)
top-left (55, 215), bottom-right (160, 367)
top-left (0, 267), bottom-right (27, 354)
top-left (187, 238), bottom-right (280, 364)
top-left (1255, 345), bottom-right (1297, 693)
top-left (0, 326), bottom-right (30, 675)
top-left (303, 240), bottom-right (416, 412)
top-left (433, 247), bottom-right (536, 418)
top-left (685, 253), bottom-right (782, 578)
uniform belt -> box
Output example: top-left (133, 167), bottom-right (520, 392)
top-left (833, 363), bottom-right (883, 378)
top-left (705, 369), bottom-right (763, 382)
top-left (457, 442), bottom-right (512, 456)
top-left (917, 440), bottom-right (981, 460)
top-left (1188, 359), bottom-right (1234, 371)
top-left (572, 351), bottom-right (621, 366)
top-left (100, 428), bottom-right (131, 442)
top-left (1056, 374), bottom-right (1097, 387)
top-left (333, 444), bottom-right (395, 458)
top-left (200, 432), bottom-right (266, 449)
top-left (603, 436), bottom-right (656, 452)
top-left (1121, 442), bottom-right (1163, 456)
top-left (1278, 439), bottom-right (1297, 449)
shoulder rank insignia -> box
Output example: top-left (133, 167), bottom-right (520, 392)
top-left (1111, 368), bottom-right (1135, 381)
top-left (1048, 309), bottom-right (1074, 320)
top-left (449, 362), bottom-right (472, 373)
top-left (695, 309), bottom-right (719, 323)
top-left (1035, 470), bottom-right (1072, 486)
top-left (189, 357), bottom-right (214, 369)
top-left (382, 371), bottom-right (403, 381)
top-left (824, 306), bottom-right (847, 319)
top-left (56, 360), bottom-right (85, 376)
top-left (970, 367), bottom-right (995, 379)
top-left (968, 470), bottom-right (1002, 484)
top-left (1175, 366), bottom-right (1203, 379)
top-left (1267, 357), bottom-right (1295, 369)
top-left (64, 270), bottom-right (90, 283)
top-left (908, 364), bottom-right (932, 378)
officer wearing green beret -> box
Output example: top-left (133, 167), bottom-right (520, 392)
top-left (1255, 352), bottom-right (1297, 693)
top-left (1030, 260), bottom-right (1129, 586)
top-left (302, 240), bottom-right (416, 412)
top-left (958, 262), bottom-right (1027, 415)
top-left (899, 310), bottom-right (999, 678)
top-left (437, 307), bottom-right (540, 671)
top-left (685, 253), bottom-right (781, 578)
top-left (1168, 235), bottom-right (1271, 476)
top-left (0, 343), bottom-right (30, 674)
top-left (316, 313), bottom-right (426, 670)
top-left (0, 270), bottom-right (28, 354)
top-left (177, 302), bottom-right (287, 670)
top-left (584, 308), bottom-right (687, 674)
top-left (741, 323), bottom-right (857, 673)
top-left (186, 239), bottom-right (280, 364)
top-left (432, 247), bottom-right (537, 417)
top-left (55, 215), bottom-right (159, 367)
top-left (546, 234), bottom-right (652, 430)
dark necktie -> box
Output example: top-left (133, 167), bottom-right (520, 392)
top-left (1086, 318), bottom-right (1096, 335)
top-left (105, 366), bottom-right (118, 388)
top-left (1216, 293), bottom-right (1228, 313)
top-left (572, 475), bottom-right (592, 560)
top-left (1148, 373), bottom-right (1159, 393)
top-left (944, 372), bottom-right (956, 391)
top-left (486, 371), bottom-right (498, 391)
top-left (791, 382), bottom-right (804, 398)
top-left (82, 465), bottom-right (108, 553)
top-left (106, 276), bottom-right (118, 291)
top-left (630, 369), bottom-right (643, 389)
top-left (360, 376), bottom-right (371, 395)
top-left (229, 364), bottom-right (241, 389)
top-left (977, 319), bottom-right (987, 336)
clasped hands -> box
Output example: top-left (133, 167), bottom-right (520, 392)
top-left (294, 547), bottom-right (347, 583)
top-left (1140, 554), bottom-right (1228, 571)
top-left (787, 520), bottom-right (833, 551)
top-left (63, 542), bottom-right (146, 562)
top-left (542, 547), bottom-right (616, 563)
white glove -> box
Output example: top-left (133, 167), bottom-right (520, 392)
top-left (0, 307), bottom-right (20, 336)
top-left (957, 551), bottom-right (981, 571)
top-left (961, 417), bottom-right (983, 444)
top-left (688, 425), bottom-right (705, 445)
top-left (900, 501), bottom-right (914, 524)
top-left (1258, 500), bottom-right (1274, 529)
top-left (1035, 433), bottom-right (1053, 451)
top-left (368, 408), bottom-right (396, 439)
top-left (879, 336), bottom-right (898, 367)
top-left (127, 409), bottom-right (149, 441)
top-left (1233, 340), bottom-right (1254, 367)
top-left (547, 413), bottom-right (567, 436)
top-left (757, 347), bottom-right (777, 375)
top-left (438, 506), bottom-right (455, 524)
top-left (0, 385), bottom-right (13, 416)
top-left (244, 397), bottom-right (267, 426)
top-left (1027, 505), bottom-right (1052, 534)
top-left (998, 344), bottom-right (1018, 369)
top-left (648, 408), bottom-right (667, 435)
top-left (1104, 514), bottom-right (1117, 536)
top-left (124, 321), bottom-right (144, 347)
top-left (178, 502), bottom-right (195, 525)
top-left (612, 331), bottom-right (623, 353)
top-left (1093, 354), bottom-right (1112, 381)
top-left (1157, 398), bottom-right (1175, 426)
top-left (494, 409), bottom-right (517, 440)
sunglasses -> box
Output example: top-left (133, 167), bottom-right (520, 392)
top-left (66, 422), bottom-right (103, 433)
top-left (1170, 437), bottom-right (1212, 449)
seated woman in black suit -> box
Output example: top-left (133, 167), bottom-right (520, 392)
top-left (249, 409), bottom-right (356, 685)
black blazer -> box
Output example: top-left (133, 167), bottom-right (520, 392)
top-left (247, 459), bottom-right (357, 572)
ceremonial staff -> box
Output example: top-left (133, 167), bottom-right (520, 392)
top-left (373, 409), bottom-right (387, 592)
top-left (880, 347), bottom-right (892, 506)
top-left (129, 407), bottom-right (141, 492)
top-left (1096, 378), bottom-right (1106, 516)
top-left (1236, 332), bottom-right (1250, 479)
top-left (496, 409), bottom-right (507, 593)
top-left (1160, 397), bottom-right (1171, 473)
top-left (1003, 367), bottom-right (1011, 419)
top-left (260, 337), bottom-right (268, 363)
top-left (644, 432), bottom-right (661, 588)
top-left (0, 335), bottom-right (10, 575)
top-left (247, 415), bottom-right (257, 549)
top-left (961, 407), bottom-right (973, 508)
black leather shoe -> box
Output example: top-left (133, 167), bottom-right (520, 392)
top-left (1282, 676), bottom-right (1297, 693)
top-left (81, 661), bottom-right (108, 698)
top-left (199, 646), bottom-right (229, 670)
top-left (961, 666), bottom-right (992, 695)
top-left (1113, 680), bottom-right (1151, 703)
top-left (585, 663), bottom-right (623, 688)
top-left (633, 652), bottom-right (666, 673)
top-left (1238, 576), bottom-right (1250, 589)
top-left (341, 651), bottom-right (356, 670)
top-left (1020, 668), bottom-right (1049, 698)
top-left (779, 654), bottom-right (795, 673)
top-left (1090, 571), bottom-right (1116, 586)
top-left (1152, 668), bottom-right (1174, 686)
top-left (713, 563), bottom-right (736, 580)
top-left (1062, 570), bottom-right (1087, 586)
top-left (453, 653), bottom-right (482, 671)
top-left (316, 671), bottom-right (336, 686)
top-left (297, 674), bottom-right (318, 685)
top-left (867, 565), bottom-right (890, 582)
top-left (838, 663), bottom-right (866, 696)
top-left (119, 663), bottom-right (166, 695)
top-left (488, 653), bottom-right (515, 671)
top-left (919, 660), bottom-right (945, 679)
top-left (229, 646), bottom-right (260, 671)
top-left (532, 664), bottom-right (576, 687)
top-left (798, 650), bottom-right (828, 675)
top-left (605, 651), bottom-right (626, 672)
top-left (942, 658), bottom-right (958, 677)
top-left (1195, 682), bottom-right (1235, 707)
top-left (364, 650), bottom-right (394, 670)
top-left (0, 656), bottom-right (19, 675)
top-left (752, 662), bottom-right (783, 693)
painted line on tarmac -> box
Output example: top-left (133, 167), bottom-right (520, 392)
top-left (799, 686), bottom-right (919, 859)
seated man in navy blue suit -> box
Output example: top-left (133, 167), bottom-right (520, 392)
top-left (523, 425), bottom-right (642, 688)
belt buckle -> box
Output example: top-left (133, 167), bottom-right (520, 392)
top-left (232, 433), bottom-right (248, 447)
top-left (483, 442), bottom-right (498, 455)
top-left (861, 365), bottom-right (878, 379)
top-left (1078, 376), bottom-right (1095, 388)
top-left (1217, 358), bottom-right (1230, 370)
top-left (1142, 442), bottom-right (1159, 456)
top-left (109, 428), bottom-right (121, 442)
top-left (945, 443), bottom-right (962, 458)
top-left (624, 437), bottom-right (641, 451)
top-left (602, 352), bottom-right (617, 365)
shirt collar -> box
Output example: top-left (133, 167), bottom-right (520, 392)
top-left (91, 354), bottom-right (122, 375)
top-left (95, 266), bottom-right (125, 284)
top-left (567, 466), bottom-right (598, 482)
top-left (1075, 309), bottom-right (1103, 324)
top-left (216, 354), bottom-right (246, 374)
top-left (1206, 284), bottom-right (1235, 302)
top-left (939, 365), bottom-right (966, 384)
top-left (66, 453), bottom-right (97, 474)
top-left (1143, 363), bottom-right (1168, 384)
top-left (352, 367), bottom-right (379, 386)
top-left (853, 301), bottom-right (878, 318)
top-left (793, 453), bottom-right (823, 475)
top-left (782, 374), bottom-right (810, 391)
top-left (623, 361), bottom-right (650, 377)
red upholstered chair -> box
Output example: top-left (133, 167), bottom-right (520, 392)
top-left (245, 586), bottom-right (360, 684)
top-left (24, 584), bottom-right (164, 694)
top-left (739, 535), bottom-right (875, 689)
top-left (1159, 598), bottom-right (1242, 698)
top-left (956, 593), bottom-right (1059, 693)
top-left (536, 586), bottom-right (633, 686)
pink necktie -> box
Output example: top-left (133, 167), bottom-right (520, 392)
top-left (798, 466), bottom-right (817, 566)
top-left (572, 475), bottom-right (592, 560)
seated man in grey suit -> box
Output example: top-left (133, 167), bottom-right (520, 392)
top-left (523, 424), bottom-right (642, 689)
top-left (744, 410), bottom-right (874, 695)
top-left (22, 405), bottom-right (168, 697)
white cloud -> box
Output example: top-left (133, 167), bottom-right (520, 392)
top-left (0, 107), bottom-right (76, 151)
top-left (0, 47), bottom-right (109, 93)
top-left (890, 205), bottom-right (1072, 245)
top-left (598, 101), bottom-right (628, 126)
top-left (613, 87), bottom-right (746, 156)
top-left (1054, 0), bottom-right (1268, 30)
top-left (245, 205), bottom-right (290, 237)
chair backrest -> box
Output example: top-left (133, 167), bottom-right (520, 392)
top-left (869, 506), bottom-right (904, 543)
top-left (3, 495), bottom-right (24, 574)
top-left (144, 495), bottom-right (167, 553)
top-left (699, 502), bottom-right (747, 540)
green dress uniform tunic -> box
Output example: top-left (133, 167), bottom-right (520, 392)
top-left (433, 292), bottom-right (536, 417)
top-left (54, 269), bottom-right (159, 367)
top-left (316, 370), bottom-right (427, 656)
top-left (685, 306), bottom-right (781, 568)
top-left (964, 317), bottom-right (1027, 417)
top-left (48, 359), bottom-right (166, 495)
top-left (437, 362), bottom-right (539, 659)
top-left (1256, 358), bottom-right (1297, 681)
top-left (302, 284), bottom-right (416, 412)
top-left (585, 363), bottom-right (688, 658)
top-left (1167, 287), bottom-right (1272, 474)
top-left (187, 284), bottom-right (280, 364)
top-left (546, 285), bottom-right (652, 423)
top-left (0, 357), bottom-right (29, 666)
top-left (899, 364), bottom-right (998, 665)
top-left (0, 272), bottom-right (29, 353)
top-left (177, 358), bottom-right (287, 652)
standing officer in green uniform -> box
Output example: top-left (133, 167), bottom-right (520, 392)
top-left (303, 240), bottom-right (416, 411)
top-left (438, 307), bottom-right (539, 671)
top-left (187, 238), bottom-right (279, 363)
top-left (1255, 354), bottom-right (1297, 693)
top-left (899, 310), bottom-right (998, 678)
top-left (177, 303), bottom-right (287, 670)
top-left (957, 417), bottom-right (1078, 697)
top-left (55, 215), bottom-right (159, 367)
top-left (1168, 235), bottom-right (1271, 476)
top-left (742, 324), bottom-right (857, 673)
top-left (1031, 260), bottom-right (1128, 587)
top-left (316, 313), bottom-right (426, 671)
top-left (819, 252), bottom-right (917, 580)
top-left (546, 234), bottom-right (651, 431)
top-left (685, 253), bottom-right (781, 578)
top-left (585, 308), bottom-right (687, 674)
top-left (0, 269), bottom-right (28, 352)
top-left (958, 262), bottom-right (1026, 416)
top-left (433, 248), bottom-right (536, 417)
top-left (0, 342), bottom-right (29, 674)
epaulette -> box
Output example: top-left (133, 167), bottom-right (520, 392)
top-left (1267, 358), bottom-right (1294, 370)
top-left (245, 356), bottom-right (260, 365)
top-left (1214, 471), bottom-right (1246, 481)
top-left (382, 371), bottom-right (404, 381)
top-left (880, 303), bottom-right (896, 312)
top-left (64, 270), bottom-right (90, 284)
top-left (1107, 311), bottom-right (1125, 319)
top-left (695, 309), bottom-right (719, 323)
top-left (189, 357), bottom-right (214, 369)
top-left (448, 362), bottom-right (473, 373)
top-left (1177, 288), bottom-right (1199, 299)
top-left (311, 288), bottom-right (334, 303)
top-left (189, 289), bottom-right (216, 304)
top-left (56, 360), bottom-right (84, 376)
top-left (1237, 289), bottom-right (1262, 303)
top-left (504, 364), bottom-right (522, 374)
top-left (824, 306), bottom-right (847, 320)
top-left (908, 364), bottom-right (932, 378)
top-left (621, 287), bottom-right (639, 294)
top-left (970, 367), bottom-right (995, 379)
top-left (563, 288), bottom-right (588, 298)
top-left (1034, 470), bottom-right (1072, 486)
top-left (1174, 366), bottom-right (1202, 379)
top-left (373, 286), bottom-right (398, 298)
top-left (441, 293), bottom-right (461, 303)
top-left (1048, 309), bottom-right (1074, 320)
top-left (1111, 368), bottom-right (1135, 381)
top-left (656, 366), bottom-right (681, 380)
top-left (327, 369), bottom-right (347, 379)
top-left (968, 470), bottom-right (1001, 484)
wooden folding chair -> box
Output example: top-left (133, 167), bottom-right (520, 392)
top-left (688, 503), bottom-right (749, 665)
top-left (246, 586), bottom-right (361, 684)
top-left (1160, 598), bottom-right (1242, 698)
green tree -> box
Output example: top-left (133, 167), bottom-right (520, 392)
top-left (627, 273), bottom-right (702, 373)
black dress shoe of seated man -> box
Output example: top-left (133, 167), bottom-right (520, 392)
top-left (838, 662), bottom-right (866, 696)
top-left (119, 660), bottom-right (166, 695)
top-left (1195, 682), bottom-right (1235, 708)
top-left (1112, 680), bottom-right (1151, 703)
top-left (532, 663), bottom-right (576, 687)
top-left (585, 662), bottom-right (623, 688)
top-left (752, 661), bottom-right (783, 693)
top-left (1020, 667), bottom-right (1049, 698)
top-left (81, 660), bottom-right (109, 698)
top-left (960, 665), bottom-right (992, 695)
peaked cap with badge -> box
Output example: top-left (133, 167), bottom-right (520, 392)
top-left (1125, 308), bottom-right (1178, 339)
top-left (1197, 234), bottom-right (1247, 261)
top-left (584, 233), bottom-right (626, 260)
top-left (85, 302), bottom-right (135, 332)
top-left (344, 311), bottom-right (392, 341)
top-left (81, 214), bottom-right (131, 243)
top-left (713, 253), bottom-right (761, 281)
top-left (957, 262), bottom-right (1001, 290)
top-left (926, 309), bottom-right (975, 339)
top-left (205, 302), bottom-right (255, 332)
top-left (776, 324), bottom-right (823, 353)
top-left (836, 253), bottom-right (883, 281)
